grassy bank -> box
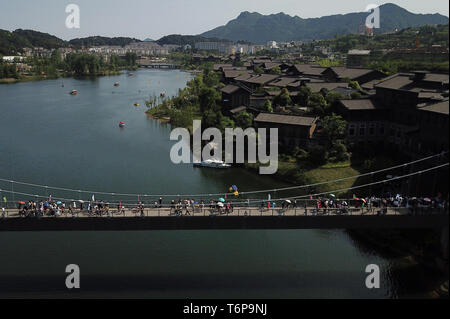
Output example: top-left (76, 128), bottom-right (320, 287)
top-left (245, 159), bottom-right (363, 196)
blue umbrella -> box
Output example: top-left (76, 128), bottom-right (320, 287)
top-left (43, 202), bottom-right (50, 207)
top-left (56, 201), bottom-right (62, 205)
top-left (218, 198), bottom-right (225, 203)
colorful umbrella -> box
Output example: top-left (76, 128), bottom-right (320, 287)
top-left (218, 198), bottom-right (225, 203)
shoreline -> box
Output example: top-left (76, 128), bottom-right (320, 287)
top-left (0, 68), bottom-right (137, 85)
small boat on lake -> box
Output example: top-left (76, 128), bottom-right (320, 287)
top-left (70, 90), bottom-right (77, 95)
top-left (119, 121), bottom-right (125, 127)
top-left (134, 103), bottom-right (139, 107)
top-left (114, 82), bottom-right (120, 87)
top-left (193, 159), bottom-right (231, 169)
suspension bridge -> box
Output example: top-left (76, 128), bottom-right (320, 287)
top-left (0, 153), bottom-right (448, 235)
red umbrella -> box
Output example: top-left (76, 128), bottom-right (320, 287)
top-left (18, 201), bottom-right (26, 204)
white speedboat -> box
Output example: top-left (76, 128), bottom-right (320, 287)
top-left (193, 159), bottom-right (231, 169)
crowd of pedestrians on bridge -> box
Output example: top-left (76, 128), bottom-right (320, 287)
top-left (1, 192), bottom-right (448, 218)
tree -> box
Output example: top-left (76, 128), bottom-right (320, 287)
top-left (270, 66), bottom-right (281, 74)
top-left (348, 80), bottom-right (361, 90)
top-left (217, 114), bottom-right (235, 131)
top-left (320, 113), bottom-right (347, 147)
top-left (263, 100), bottom-right (273, 113)
top-left (199, 86), bottom-right (220, 113)
top-left (325, 91), bottom-right (344, 106)
top-left (273, 88), bottom-right (292, 106)
top-left (297, 86), bottom-right (312, 106)
top-left (308, 92), bottom-right (328, 115)
top-left (235, 111), bottom-right (253, 129)
top-left (308, 145), bottom-right (328, 166)
top-left (202, 109), bottom-right (218, 128)
top-left (329, 140), bottom-right (350, 162)
top-left (203, 68), bottom-right (220, 87)
top-left (254, 66), bottom-right (264, 74)
top-left (124, 52), bottom-right (137, 67)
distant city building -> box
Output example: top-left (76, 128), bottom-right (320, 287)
top-left (2, 56), bottom-right (24, 62)
top-left (267, 41), bottom-right (278, 49)
top-left (194, 42), bottom-right (233, 54)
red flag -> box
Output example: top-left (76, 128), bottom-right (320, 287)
top-left (310, 195), bottom-right (313, 200)
top-left (225, 193), bottom-right (227, 199)
top-left (137, 195), bottom-right (140, 202)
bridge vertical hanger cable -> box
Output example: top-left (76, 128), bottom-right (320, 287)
top-left (0, 152), bottom-right (448, 198)
top-left (0, 162), bottom-right (447, 206)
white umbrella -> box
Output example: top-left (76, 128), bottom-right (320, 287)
top-left (217, 202), bottom-right (224, 207)
top-left (285, 200), bottom-right (292, 204)
top-left (78, 200), bottom-right (84, 203)
top-left (330, 194), bottom-right (336, 198)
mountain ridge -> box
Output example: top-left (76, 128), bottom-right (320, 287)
top-left (201, 3), bottom-right (449, 43)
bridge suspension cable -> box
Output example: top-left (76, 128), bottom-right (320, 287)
top-left (1, 162), bottom-right (448, 206)
top-left (0, 151), bottom-right (447, 198)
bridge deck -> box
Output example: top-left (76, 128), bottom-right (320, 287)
top-left (1, 207), bottom-right (448, 231)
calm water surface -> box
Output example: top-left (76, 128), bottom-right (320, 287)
top-left (0, 70), bottom-right (434, 298)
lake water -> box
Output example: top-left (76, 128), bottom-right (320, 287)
top-left (0, 69), bottom-right (436, 298)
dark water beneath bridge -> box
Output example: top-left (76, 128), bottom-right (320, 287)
top-left (0, 70), bottom-right (442, 298)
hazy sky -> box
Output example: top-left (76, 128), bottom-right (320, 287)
top-left (0, 0), bottom-right (448, 40)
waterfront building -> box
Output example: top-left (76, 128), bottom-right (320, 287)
top-left (337, 71), bottom-right (449, 157)
top-left (254, 113), bottom-right (318, 149)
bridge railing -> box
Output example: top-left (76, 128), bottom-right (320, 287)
top-left (2, 205), bottom-right (449, 219)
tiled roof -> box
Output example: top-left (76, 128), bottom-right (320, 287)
top-left (339, 99), bottom-right (383, 110)
top-left (240, 74), bottom-right (280, 85)
top-left (306, 82), bottom-right (349, 93)
top-left (213, 64), bottom-right (232, 71)
top-left (223, 69), bottom-right (250, 79)
top-left (328, 67), bottom-right (377, 80)
top-left (268, 77), bottom-right (300, 87)
top-left (423, 73), bottom-right (449, 84)
top-left (254, 113), bottom-right (318, 126)
top-left (221, 85), bottom-right (241, 94)
top-left (293, 64), bottom-right (326, 76)
top-left (230, 106), bottom-right (247, 114)
top-left (375, 74), bottom-right (414, 90)
top-left (418, 101), bottom-right (449, 115)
